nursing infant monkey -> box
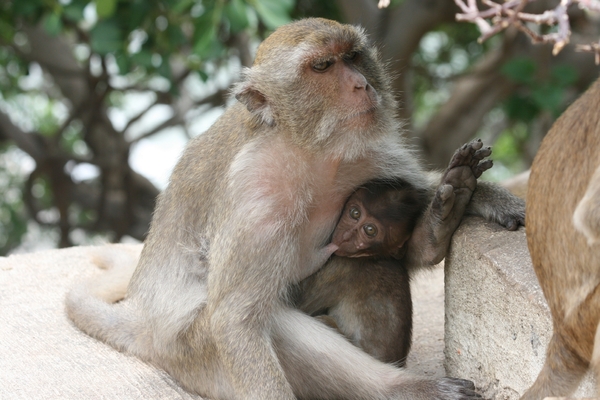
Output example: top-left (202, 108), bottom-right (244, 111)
top-left (66, 19), bottom-right (524, 400)
top-left (521, 78), bottom-right (600, 399)
top-left (297, 141), bottom-right (492, 365)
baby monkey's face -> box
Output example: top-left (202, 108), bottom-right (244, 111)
top-left (331, 188), bottom-right (411, 259)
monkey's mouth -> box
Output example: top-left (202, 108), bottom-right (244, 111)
top-left (344, 106), bottom-right (377, 122)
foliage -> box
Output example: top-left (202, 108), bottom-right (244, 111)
top-left (0, 0), bottom-right (595, 253)
top-left (502, 58), bottom-right (578, 121)
top-left (0, 0), bottom-right (297, 254)
top-left (0, 146), bottom-right (29, 254)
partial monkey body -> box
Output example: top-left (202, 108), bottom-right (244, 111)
top-left (521, 78), bottom-right (600, 400)
top-left (66, 19), bottom-right (524, 400)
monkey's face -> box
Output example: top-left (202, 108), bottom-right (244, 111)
top-left (234, 18), bottom-right (394, 149)
top-left (332, 193), bottom-right (411, 259)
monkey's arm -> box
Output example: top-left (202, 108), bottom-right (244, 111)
top-left (573, 164), bottom-right (600, 245)
top-left (405, 140), bottom-right (492, 267)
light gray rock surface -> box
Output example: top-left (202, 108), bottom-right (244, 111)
top-left (445, 217), bottom-right (596, 399)
top-left (0, 243), bottom-right (446, 399)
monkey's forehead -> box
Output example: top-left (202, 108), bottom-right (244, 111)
top-left (253, 18), bottom-right (367, 66)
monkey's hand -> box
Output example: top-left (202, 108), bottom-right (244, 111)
top-left (406, 140), bottom-right (492, 267)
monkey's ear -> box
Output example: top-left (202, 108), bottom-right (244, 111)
top-left (233, 81), bottom-right (275, 126)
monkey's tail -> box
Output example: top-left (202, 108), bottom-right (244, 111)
top-left (65, 253), bottom-right (150, 357)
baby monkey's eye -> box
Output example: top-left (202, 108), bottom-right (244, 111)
top-left (349, 207), bottom-right (361, 220)
top-left (313, 60), bottom-right (333, 72)
top-left (363, 224), bottom-right (377, 237)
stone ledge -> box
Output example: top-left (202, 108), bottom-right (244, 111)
top-left (444, 217), bottom-right (596, 399)
top-left (0, 243), bottom-right (447, 399)
top-left (0, 245), bottom-right (200, 400)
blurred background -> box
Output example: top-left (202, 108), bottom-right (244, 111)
top-left (0, 0), bottom-right (598, 254)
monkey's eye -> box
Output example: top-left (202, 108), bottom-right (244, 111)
top-left (313, 60), bottom-right (333, 72)
top-left (349, 207), bottom-right (361, 220)
top-left (363, 224), bottom-right (377, 237)
top-left (344, 51), bottom-right (358, 61)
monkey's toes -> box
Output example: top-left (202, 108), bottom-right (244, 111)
top-left (473, 146), bottom-right (492, 163)
top-left (434, 377), bottom-right (483, 399)
top-left (502, 214), bottom-right (525, 230)
top-left (474, 159), bottom-right (493, 178)
top-left (449, 139), bottom-right (487, 169)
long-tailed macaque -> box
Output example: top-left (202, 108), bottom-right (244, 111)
top-left (66, 18), bottom-right (524, 400)
top-left (297, 140), bottom-right (492, 365)
top-left (520, 78), bottom-right (600, 400)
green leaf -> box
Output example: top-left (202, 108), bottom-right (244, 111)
top-left (167, 25), bottom-right (186, 47)
top-left (63, 2), bottom-right (86, 22)
top-left (90, 19), bottom-right (123, 55)
top-left (95, 0), bottom-right (117, 18)
top-left (114, 51), bottom-right (130, 74)
top-left (197, 70), bottom-right (209, 82)
top-left (225, 0), bottom-right (249, 33)
top-left (131, 49), bottom-right (153, 68)
top-left (12, 0), bottom-right (42, 17)
top-left (172, 0), bottom-right (195, 14)
top-left (127, 0), bottom-right (152, 30)
top-left (504, 94), bottom-right (539, 122)
top-left (254, 0), bottom-right (293, 29)
top-left (193, 10), bottom-right (218, 57)
top-left (531, 84), bottom-right (563, 116)
top-left (501, 58), bottom-right (536, 85)
top-left (42, 12), bottom-right (63, 36)
top-left (156, 57), bottom-right (172, 80)
top-left (550, 64), bottom-right (578, 88)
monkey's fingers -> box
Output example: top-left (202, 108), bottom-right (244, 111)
top-left (473, 159), bottom-right (493, 179)
top-left (433, 377), bottom-right (484, 399)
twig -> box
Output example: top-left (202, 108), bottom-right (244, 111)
top-left (453, 0), bottom-right (600, 63)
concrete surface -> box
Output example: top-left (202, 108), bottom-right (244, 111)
top-left (6, 216), bottom-right (592, 400)
top-left (0, 243), bottom-right (447, 399)
top-left (445, 217), bottom-right (596, 399)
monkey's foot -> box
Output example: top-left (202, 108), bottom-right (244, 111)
top-left (434, 378), bottom-right (483, 399)
top-left (406, 140), bottom-right (494, 266)
top-left (435, 139), bottom-right (493, 221)
top-left (393, 377), bottom-right (483, 400)
top-left (445, 139), bottom-right (493, 192)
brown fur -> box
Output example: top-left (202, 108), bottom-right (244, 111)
top-left (65, 19), bottom-right (483, 400)
top-left (297, 140), bottom-right (493, 365)
top-left (521, 78), bottom-right (600, 399)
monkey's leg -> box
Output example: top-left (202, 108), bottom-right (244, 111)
top-left (520, 331), bottom-right (589, 400)
top-left (273, 307), bottom-right (481, 400)
top-left (297, 258), bottom-right (413, 365)
top-left (591, 322), bottom-right (600, 396)
top-left (521, 284), bottom-right (600, 400)
top-left (573, 164), bottom-right (600, 245)
top-left (406, 140), bottom-right (492, 266)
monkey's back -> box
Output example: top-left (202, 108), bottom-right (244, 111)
top-left (526, 78), bottom-right (600, 322)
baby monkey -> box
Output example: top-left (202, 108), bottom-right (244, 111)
top-left (332, 179), bottom-right (427, 260)
top-left (297, 140), bottom-right (493, 365)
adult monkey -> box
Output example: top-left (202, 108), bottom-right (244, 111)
top-left (66, 19), bottom-right (522, 399)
